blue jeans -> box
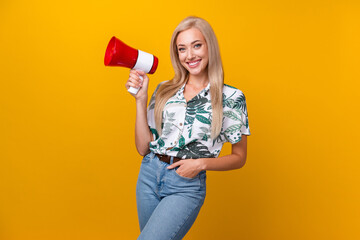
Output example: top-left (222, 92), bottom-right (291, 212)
top-left (136, 151), bottom-right (207, 240)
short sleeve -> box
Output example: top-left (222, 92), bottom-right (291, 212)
top-left (222, 90), bottom-right (251, 144)
top-left (147, 82), bottom-right (163, 141)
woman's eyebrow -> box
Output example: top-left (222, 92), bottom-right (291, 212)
top-left (178, 40), bottom-right (202, 47)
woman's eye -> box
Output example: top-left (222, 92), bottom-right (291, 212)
top-left (178, 48), bottom-right (185, 52)
top-left (194, 44), bottom-right (202, 48)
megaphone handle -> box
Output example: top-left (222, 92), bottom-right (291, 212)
top-left (128, 75), bottom-right (143, 95)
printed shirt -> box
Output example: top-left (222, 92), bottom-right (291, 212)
top-left (147, 81), bottom-right (251, 159)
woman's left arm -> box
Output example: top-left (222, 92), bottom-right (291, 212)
top-left (167, 135), bottom-right (248, 177)
top-left (201, 135), bottom-right (247, 171)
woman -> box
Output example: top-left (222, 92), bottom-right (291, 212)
top-left (125, 16), bottom-right (251, 240)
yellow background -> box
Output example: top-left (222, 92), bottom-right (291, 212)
top-left (1, 0), bottom-right (359, 239)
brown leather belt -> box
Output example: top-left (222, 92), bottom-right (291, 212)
top-left (155, 153), bottom-right (182, 164)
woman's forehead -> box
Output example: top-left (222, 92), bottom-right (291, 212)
top-left (176, 28), bottom-right (205, 46)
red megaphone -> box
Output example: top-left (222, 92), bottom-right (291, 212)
top-left (104, 36), bottom-right (159, 94)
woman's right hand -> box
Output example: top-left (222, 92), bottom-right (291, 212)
top-left (125, 69), bottom-right (149, 101)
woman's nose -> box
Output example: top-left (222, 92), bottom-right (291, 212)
top-left (186, 49), bottom-right (195, 60)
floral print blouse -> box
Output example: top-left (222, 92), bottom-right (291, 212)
top-left (147, 81), bottom-right (251, 159)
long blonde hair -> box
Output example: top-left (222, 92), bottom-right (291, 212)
top-left (154, 16), bottom-right (224, 139)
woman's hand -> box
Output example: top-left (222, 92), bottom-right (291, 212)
top-left (125, 69), bottom-right (149, 101)
top-left (167, 159), bottom-right (204, 178)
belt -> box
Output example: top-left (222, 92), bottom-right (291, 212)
top-left (155, 153), bottom-right (182, 164)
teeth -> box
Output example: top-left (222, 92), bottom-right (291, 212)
top-left (189, 60), bottom-right (200, 66)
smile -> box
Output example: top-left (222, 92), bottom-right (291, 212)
top-left (187, 59), bottom-right (201, 68)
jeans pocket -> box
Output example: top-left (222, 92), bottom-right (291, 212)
top-left (174, 168), bottom-right (199, 181)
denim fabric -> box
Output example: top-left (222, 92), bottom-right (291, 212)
top-left (136, 151), bottom-right (207, 240)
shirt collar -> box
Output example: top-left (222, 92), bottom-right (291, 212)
top-left (175, 83), bottom-right (186, 100)
top-left (175, 82), bottom-right (211, 100)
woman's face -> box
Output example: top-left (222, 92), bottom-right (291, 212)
top-left (176, 27), bottom-right (209, 78)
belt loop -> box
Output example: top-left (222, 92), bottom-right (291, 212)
top-left (170, 156), bottom-right (174, 165)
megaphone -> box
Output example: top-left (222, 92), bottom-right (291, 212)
top-left (104, 36), bottom-right (159, 94)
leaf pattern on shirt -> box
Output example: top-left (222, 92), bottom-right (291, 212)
top-left (233, 94), bottom-right (247, 113)
top-left (184, 95), bottom-right (209, 126)
top-left (195, 115), bottom-right (211, 124)
top-left (149, 127), bottom-right (159, 140)
top-left (162, 111), bottom-right (176, 136)
top-left (212, 132), bottom-right (225, 146)
top-left (178, 135), bottom-right (185, 148)
top-left (147, 82), bottom-right (251, 158)
top-left (188, 125), bottom-right (192, 138)
top-left (225, 124), bottom-right (241, 135)
top-left (158, 138), bottom-right (165, 148)
top-left (162, 123), bottom-right (173, 136)
top-left (223, 91), bottom-right (236, 108)
top-left (197, 127), bottom-right (210, 142)
top-left (185, 114), bottom-right (195, 125)
top-left (176, 141), bottom-right (213, 159)
top-left (223, 110), bottom-right (241, 121)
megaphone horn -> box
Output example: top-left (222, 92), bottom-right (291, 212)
top-left (104, 36), bottom-right (159, 94)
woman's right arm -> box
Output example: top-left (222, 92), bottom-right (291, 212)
top-left (125, 69), bottom-right (153, 156)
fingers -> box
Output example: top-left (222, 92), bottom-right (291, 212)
top-left (134, 70), bottom-right (149, 87)
top-left (167, 160), bottom-right (183, 169)
top-left (126, 70), bottom-right (143, 89)
top-left (125, 69), bottom-right (150, 99)
top-left (134, 69), bottom-right (145, 76)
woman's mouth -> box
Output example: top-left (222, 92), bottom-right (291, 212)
top-left (187, 59), bottom-right (201, 68)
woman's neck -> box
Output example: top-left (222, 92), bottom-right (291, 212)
top-left (187, 74), bottom-right (209, 89)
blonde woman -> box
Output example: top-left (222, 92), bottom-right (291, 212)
top-left (125, 16), bottom-right (251, 240)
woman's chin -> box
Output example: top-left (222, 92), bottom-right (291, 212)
top-left (187, 68), bottom-right (205, 76)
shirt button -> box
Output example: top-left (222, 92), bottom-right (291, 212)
top-left (180, 123), bottom-right (183, 126)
